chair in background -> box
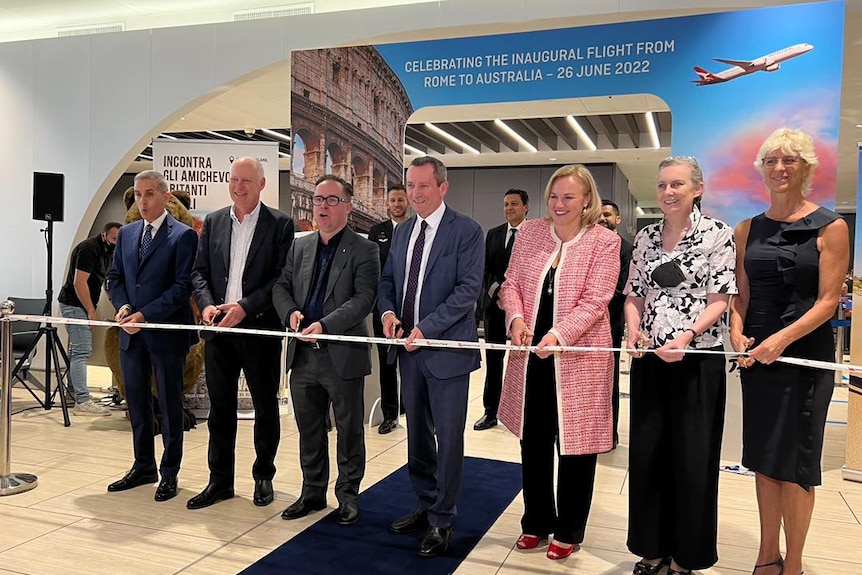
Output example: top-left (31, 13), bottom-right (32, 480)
top-left (5, 297), bottom-right (48, 404)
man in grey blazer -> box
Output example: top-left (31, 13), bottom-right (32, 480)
top-left (272, 174), bottom-right (379, 526)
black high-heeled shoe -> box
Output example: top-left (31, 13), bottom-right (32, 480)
top-left (633, 557), bottom-right (670, 575)
top-left (752, 557), bottom-right (784, 575)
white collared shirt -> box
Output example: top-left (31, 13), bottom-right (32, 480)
top-left (226, 202), bottom-right (262, 303)
top-left (402, 202), bottom-right (446, 328)
top-left (505, 220), bottom-right (523, 249)
top-left (142, 210), bottom-right (168, 240)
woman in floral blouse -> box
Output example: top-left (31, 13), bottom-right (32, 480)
top-left (623, 156), bottom-right (737, 575)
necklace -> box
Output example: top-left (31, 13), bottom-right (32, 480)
top-left (547, 267), bottom-right (557, 295)
top-left (663, 220), bottom-right (690, 233)
top-left (766, 200), bottom-right (806, 221)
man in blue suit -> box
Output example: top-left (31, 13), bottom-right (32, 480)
top-left (377, 156), bottom-right (484, 557)
top-left (107, 170), bottom-right (198, 502)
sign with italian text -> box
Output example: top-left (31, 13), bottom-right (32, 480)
top-left (153, 139), bottom-right (279, 215)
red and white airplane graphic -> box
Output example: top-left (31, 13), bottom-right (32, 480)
top-left (692, 43), bottom-right (813, 85)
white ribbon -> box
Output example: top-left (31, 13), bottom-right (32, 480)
top-left (4, 314), bottom-right (859, 375)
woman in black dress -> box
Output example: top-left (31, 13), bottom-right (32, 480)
top-left (729, 128), bottom-right (849, 575)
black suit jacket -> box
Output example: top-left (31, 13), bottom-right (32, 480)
top-left (368, 219), bottom-right (395, 268)
top-left (191, 203), bottom-right (294, 339)
top-left (483, 222), bottom-right (512, 311)
top-left (609, 236), bottom-right (633, 340)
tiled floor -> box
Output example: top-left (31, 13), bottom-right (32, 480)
top-left (2, 355), bottom-right (861, 575)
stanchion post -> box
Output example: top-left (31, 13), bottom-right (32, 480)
top-left (0, 300), bottom-right (38, 495)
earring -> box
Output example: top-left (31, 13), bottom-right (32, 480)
top-left (582, 205), bottom-right (588, 212)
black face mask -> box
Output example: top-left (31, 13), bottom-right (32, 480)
top-left (651, 259), bottom-right (686, 288)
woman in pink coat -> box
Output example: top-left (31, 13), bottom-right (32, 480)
top-left (498, 164), bottom-right (620, 560)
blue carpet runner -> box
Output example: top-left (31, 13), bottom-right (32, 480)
top-left (241, 456), bottom-right (522, 575)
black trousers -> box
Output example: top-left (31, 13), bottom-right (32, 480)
top-left (627, 349), bottom-right (726, 570)
top-left (372, 310), bottom-right (399, 420)
top-left (290, 345), bottom-right (366, 504)
top-left (205, 334), bottom-right (281, 486)
top-left (521, 353), bottom-right (598, 545)
top-left (481, 304), bottom-right (507, 419)
top-left (610, 322), bottom-right (623, 445)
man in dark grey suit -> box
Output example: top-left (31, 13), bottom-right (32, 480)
top-left (273, 174), bottom-right (379, 526)
top-left (187, 157), bottom-right (294, 510)
top-left (378, 156), bottom-right (484, 557)
top-left (368, 183), bottom-right (409, 434)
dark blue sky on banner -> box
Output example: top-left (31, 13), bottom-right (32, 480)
top-left (373, 0), bottom-right (844, 225)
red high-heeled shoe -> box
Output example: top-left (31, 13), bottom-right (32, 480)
top-left (546, 541), bottom-right (577, 560)
top-left (515, 534), bottom-right (547, 549)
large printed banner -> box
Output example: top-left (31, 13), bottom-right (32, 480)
top-left (291, 0), bottom-right (844, 228)
top-left (153, 139), bottom-right (279, 215)
top-left (375, 1), bottom-right (844, 226)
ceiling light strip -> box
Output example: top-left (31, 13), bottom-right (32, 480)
top-left (205, 130), bottom-right (240, 141)
top-left (261, 128), bottom-right (293, 143)
top-left (493, 119), bottom-right (537, 153)
top-left (645, 112), bottom-right (660, 149)
top-left (159, 133), bottom-right (178, 140)
top-left (424, 122), bottom-right (480, 154)
top-left (404, 144), bottom-right (425, 155)
top-left (565, 116), bottom-right (597, 151)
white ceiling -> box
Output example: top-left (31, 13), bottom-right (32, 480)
top-left (2, 0), bottom-right (860, 212)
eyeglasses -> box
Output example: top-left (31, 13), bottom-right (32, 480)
top-left (312, 195), bottom-right (351, 206)
top-left (761, 155), bottom-right (801, 168)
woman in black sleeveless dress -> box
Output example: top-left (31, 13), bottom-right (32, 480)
top-left (730, 128), bottom-right (849, 575)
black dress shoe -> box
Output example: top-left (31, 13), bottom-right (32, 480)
top-left (154, 476), bottom-right (178, 502)
top-left (253, 479), bottom-right (274, 507)
top-left (281, 497), bottom-right (326, 520)
top-left (389, 508), bottom-right (429, 534)
top-left (378, 418), bottom-right (398, 435)
top-left (187, 483), bottom-right (235, 510)
top-left (473, 415), bottom-right (498, 431)
top-left (336, 501), bottom-right (359, 525)
top-left (418, 526), bottom-right (452, 558)
top-left (107, 469), bottom-right (159, 492)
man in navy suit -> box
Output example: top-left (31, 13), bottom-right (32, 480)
top-left (474, 188), bottom-right (529, 431)
top-left (187, 157), bottom-right (294, 510)
top-left (107, 170), bottom-right (198, 502)
top-left (377, 156), bottom-right (484, 557)
top-left (368, 184), bottom-right (409, 434)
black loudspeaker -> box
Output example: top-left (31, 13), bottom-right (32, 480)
top-left (33, 172), bottom-right (65, 222)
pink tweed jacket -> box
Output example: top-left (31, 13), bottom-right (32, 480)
top-left (498, 219), bottom-right (620, 455)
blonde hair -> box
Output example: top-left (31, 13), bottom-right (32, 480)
top-left (754, 128), bottom-right (818, 196)
top-left (543, 164), bottom-right (602, 226)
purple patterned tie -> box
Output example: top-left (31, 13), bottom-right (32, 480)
top-left (401, 220), bottom-right (427, 334)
